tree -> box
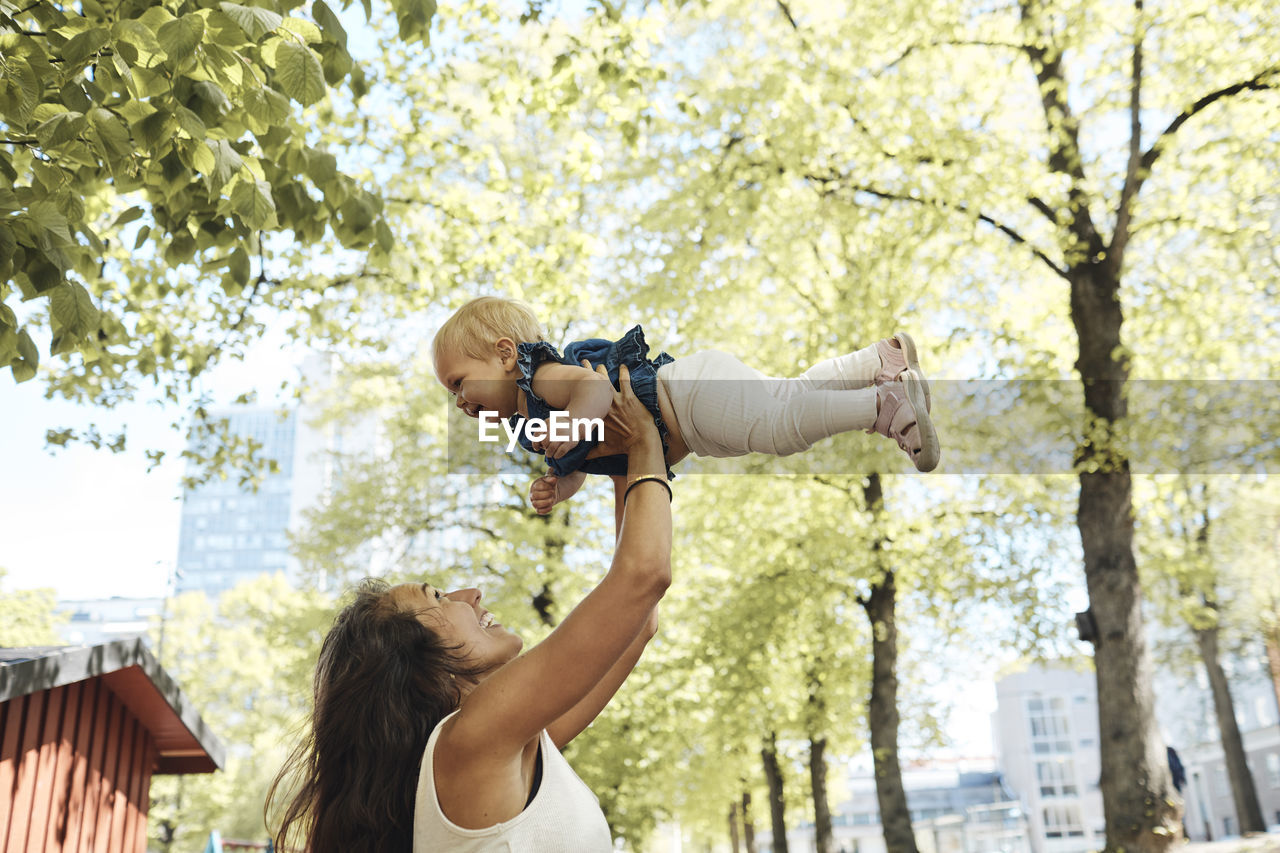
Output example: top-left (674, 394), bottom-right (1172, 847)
top-left (1140, 476), bottom-right (1268, 835)
top-left (146, 574), bottom-right (334, 849)
top-left (762, 731), bottom-right (789, 853)
top-left (0, 567), bottom-right (65, 645)
top-left (0, 0), bottom-right (437, 449)
top-left (581, 1), bottom-right (1280, 849)
top-left (1214, 478), bottom-right (1280, 721)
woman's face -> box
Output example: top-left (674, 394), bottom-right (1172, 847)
top-left (387, 583), bottom-right (523, 673)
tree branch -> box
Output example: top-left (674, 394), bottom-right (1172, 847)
top-left (1027, 194), bottom-right (1059, 225)
top-left (383, 195), bottom-right (490, 226)
top-left (872, 39), bottom-right (1028, 78)
top-left (1019, 0), bottom-right (1101, 257)
top-left (774, 0), bottom-right (799, 30)
top-left (1112, 64), bottom-right (1279, 266)
top-left (806, 173), bottom-right (1068, 279)
top-left (1111, 0), bottom-right (1144, 273)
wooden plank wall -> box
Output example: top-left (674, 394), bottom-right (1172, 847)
top-left (1, 680), bottom-right (156, 853)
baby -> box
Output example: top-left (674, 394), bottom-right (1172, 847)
top-left (433, 296), bottom-right (938, 513)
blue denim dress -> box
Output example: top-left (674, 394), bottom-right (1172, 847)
top-left (512, 325), bottom-right (674, 478)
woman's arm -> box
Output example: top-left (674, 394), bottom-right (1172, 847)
top-left (545, 603), bottom-right (658, 749)
top-left (446, 365), bottom-right (672, 757)
top-left (545, 474), bottom-right (658, 748)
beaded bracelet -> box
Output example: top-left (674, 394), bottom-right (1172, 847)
top-left (623, 474), bottom-right (673, 504)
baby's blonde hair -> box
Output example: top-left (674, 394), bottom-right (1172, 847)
top-left (432, 296), bottom-right (547, 363)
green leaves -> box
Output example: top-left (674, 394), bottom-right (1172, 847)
top-left (0, 571), bottom-right (65, 645)
top-left (391, 0), bottom-right (436, 44)
top-left (49, 282), bottom-right (100, 337)
top-left (311, 0), bottom-right (347, 49)
top-left (12, 330), bottom-right (39, 382)
top-left (157, 14), bottom-right (206, 60)
top-left (88, 108), bottom-right (133, 162)
top-left (27, 200), bottom-right (74, 248)
top-left (219, 2), bottom-right (283, 41)
top-left (35, 111), bottom-right (87, 148)
top-left (1, 0), bottom-right (426, 395)
top-left (274, 41), bottom-right (326, 106)
top-left (205, 138), bottom-right (244, 192)
top-left (231, 179), bottom-right (278, 229)
top-left (61, 27), bottom-right (110, 64)
top-left (49, 281), bottom-right (101, 354)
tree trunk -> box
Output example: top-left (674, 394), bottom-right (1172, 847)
top-left (762, 734), bottom-right (788, 853)
top-left (743, 790), bottom-right (757, 852)
top-left (1193, 619), bottom-right (1266, 833)
top-left (730, 800), bottom-right (742, 853)
top-left (1016, 0), bottom-right (1180, 842)
top-left (1265, 624), bottom-right (1280, 722)
top-left (809, 734), bottom-right (834, 853)
top-left (861, 473), bottom-right (919, 853)
top-left (1070, 261), bottom-right (1181, 852)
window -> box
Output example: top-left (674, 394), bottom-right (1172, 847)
top-left (1214, 768), bottom-right (1229, 797)
top-left (1266, 753), bottom-right (1280, 788)
top-left (1028, 696), bottom-right (1072, 754)
top-left (1042, 804), bottom-right (1084, 838)
top-left (1223, 816), bottom-right (1235, 836)
top-left (1036, 758), bottom-right (1079, 797)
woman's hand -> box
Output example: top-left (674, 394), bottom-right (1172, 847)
top-left (584, 362), bottom-right (660, 456)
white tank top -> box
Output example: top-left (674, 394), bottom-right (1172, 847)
top-left (413, 711), bottom-right (614, 852)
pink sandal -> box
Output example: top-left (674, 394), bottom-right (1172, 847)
top-left (874, 332), bottom-right (930, 411)
top-left (870, 370), bottom-right (939, 472)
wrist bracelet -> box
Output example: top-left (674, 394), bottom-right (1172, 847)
top-left (623, 475), bottom-right (673, 504)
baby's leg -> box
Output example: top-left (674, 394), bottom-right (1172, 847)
top-left (796, 334), bottom-right (928, 406)
top-left (796, 344), bottom-right (881, 391)
top-left (658, 351), bottom-right (878, 458)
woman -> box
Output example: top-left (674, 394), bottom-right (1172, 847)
top-left (268, 364), bottom-right (672, 852)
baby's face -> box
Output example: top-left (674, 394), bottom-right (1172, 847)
top-left (436, 347), bottom-right (520, 419)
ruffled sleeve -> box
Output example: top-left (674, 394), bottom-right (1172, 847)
top-left (515, 340), bottom-right (567, 402)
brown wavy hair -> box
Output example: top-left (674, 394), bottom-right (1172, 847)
top-left (267, 578), bottom-right (487, 852)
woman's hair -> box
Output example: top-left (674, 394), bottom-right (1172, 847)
top-left (432, 296), bottom-right (546, 363)
top-left (267, 579), bottom-right (486, 853)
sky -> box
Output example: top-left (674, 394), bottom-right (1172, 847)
top-left (0, 334), bottom-right (305, 601)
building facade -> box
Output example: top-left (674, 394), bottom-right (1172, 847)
top-left (993, 665), bottom-right (1105, 853)
top-left (1180, 722), bottom-right (1280, 840)
top-left (759, 760), bottom-right (1029, 853)
top-left (54, 597), bottom-right (164, 647)
top-left (174, 407), bottom-right (304, 598)
top-left (0, 640), bottom-right (223, 852)
top-left (1151, 641), bottom-right (1280, 840)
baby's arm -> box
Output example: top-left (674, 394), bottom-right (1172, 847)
top-left (529, 362), bottom-right (613, 459)
top-left (529, 470), bottom-right (588, 515)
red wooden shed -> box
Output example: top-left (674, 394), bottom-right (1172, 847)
top-left (0, 638), bottom-right (224, 853)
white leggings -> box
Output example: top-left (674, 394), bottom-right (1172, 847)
top-left (656, 345), bottom-right (881, 458)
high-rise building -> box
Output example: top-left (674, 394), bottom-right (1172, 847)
top-left (993, 665), bottom-right (1105, 853)
top-left (173, 396), bottom-right (344, 598)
